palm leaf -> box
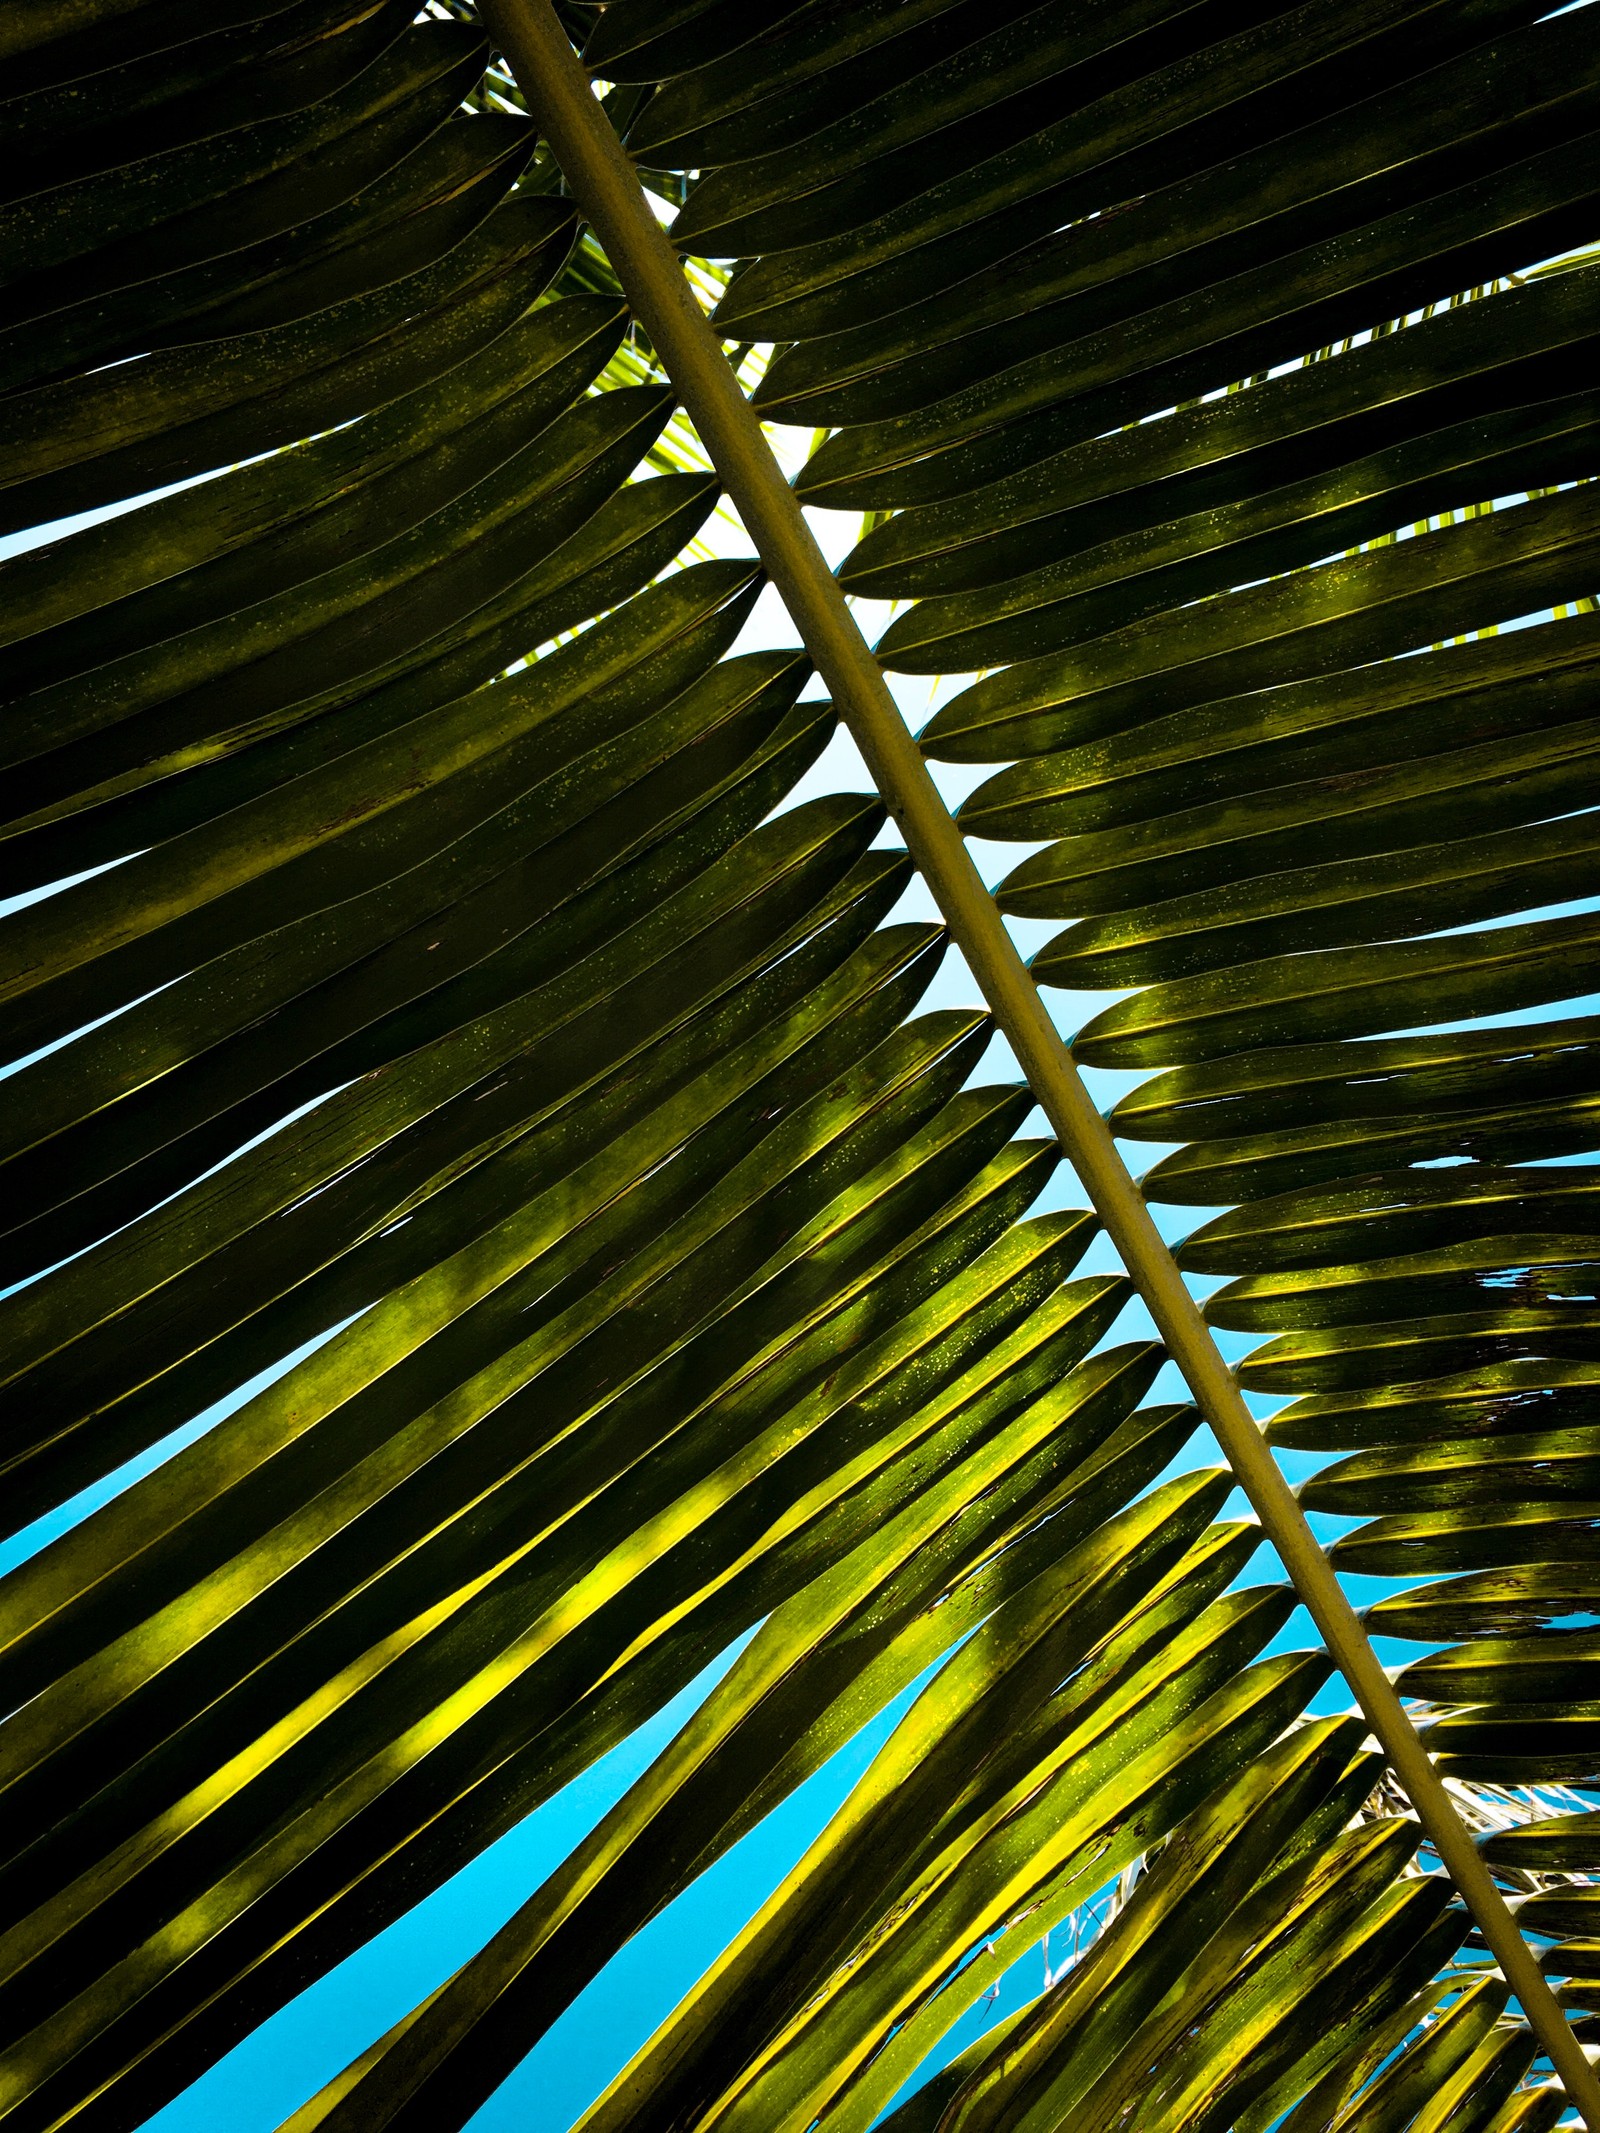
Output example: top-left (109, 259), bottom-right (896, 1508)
top-left (1, 1), bottom-right (1597, 2130)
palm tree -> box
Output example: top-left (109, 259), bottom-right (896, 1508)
top-left (0, 1), bottom-right (1597, 2128)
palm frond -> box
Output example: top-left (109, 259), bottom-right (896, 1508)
top-left (3, 1), bottom-right (1598, 2129)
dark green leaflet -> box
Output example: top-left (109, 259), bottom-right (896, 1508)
top-left (0, 1108), bottom-right (1063, 2126)
top-left (957, 608), bottom-right (1600, 836)
top-left (0, 115), bottom-right (541, 396)
top-left (278, 1337), bottom-right (1186, 2132)
top-left (0, 199), bottom-right (579, 534)
top-left (0, 24), bottom-right (489, 288)
top-left (0, 0), bottom-right (422, 198)
top-left (921, 483), bottom-right (1600, 756)
top-left (793, 139), bottom-right (1600, 503)
top-left (576, 1570), bottom-right (1327, 2133)
top-left (707, 0), bottom-right (1544, 327)
top-left (627, 0), bottom-right (994, 168)
top-left (1483, 1813), bottom-right (1600, 1872)
top-left (928, 1725), bottom-right (1438, 2133)
top-left (766, 47), bottom-right (1598, 431)
top-left (1322, 1982), bottom-right (1531, 2133)
top-left (0, 295), bottom-right (626, 663)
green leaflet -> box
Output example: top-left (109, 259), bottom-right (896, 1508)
top-left (0, 294), bottom-right (627, 666)
top-left (1483, 1812), bottom-right (1600, 1872)
top-left (934, 1720), bottom-right (1385, 2133)
top-left (1178, 1166), bottom-right (1600, 1274)
top-left (1070, 924), bottom-right (1600, 1086)
top-left (1549, 1941), bottom-right (1600, 1981)
top-left (575, 1579), bottom-right (1325, 2133)
top-left (2, 557), bottom-right (759, 918)
top-left (0, 654), bottom-right (817, 1285)
top-left (867, 391), bottom-right (1600, 656)
top-left (1330, 1979), bottom-right (1512, 2133)
top-left (0, 850), bottom-right (920, 1537)
top-left (1332, 1503), bottom-right (1600, 1576)
top-left (711, 0), bottom-right (1550, 332)
top-left (1491, 2092), bottom-right (1568, 2133)
top-left (678, 0), bottom-right (1205, 258)
top-left (922, 483), bottom-right (1600, 755)
top-left (1398, 1631), bottom-right (1600, 1701)
top-left (756, 1651), bottom-right (1329, 2133)
top-left (2, 384), bottom-right (676, 787)
top-left (1146, 1107), bottom-right (1600, 1202)
top-left (2, 19), bottom-right (1093, 2106)
top-left (0, 199), bottom-right (579, 534)
top-left (1, 792), bottom-right (888, 1515)
top-left (280, 1386), bottom-right (1210, 2132)
top-left (1033, 815), bottom-right (1600, 991)
top-left (795, 135), bottom-right (1600, 507)
top-left (582, 0), bottom-right (818, 83)
top-left (1366, 1562), bottom-right (1600, 1639)
top-left (1209, 1238), bottom-right (1600, 1328)
top-left (1304, 1426), bottom-right (1600, 1512)
top-left (685, 0), bottom-right (1251, 269)
top-left (1238, 1310), bottom-right (1600, 1393)
top-left (1407, 2027), bottom-right (1540, 2133)
top-left (1083, 1854), bottom-right (1452, 2133)
top-left (1422, 1703), bottom-right (1600, 1783)
top-left (0, 114), bottom-right (540, 394)
top-left (9, 705), bottom-right (837, 1284)
top-left (957, 614), bottom-right (1600, 839)
top-left (5, 1117), bottom-right (1070, 1800)
top-left (0, 1), bottom-right (303, 73)
top-left (0, 802), bottom-right (887, 1385)
top-left (0, 1109), bottom-right (1063, 2125)
top-left (561, 0), bottom-right (1598, 2122)
top-left (0, 561), bottom-right (760, 1161)
top-left (1001, 716), bottom-right (1600, 924)
top-left (0, 24), bottom-right (489, 285)
top-left (3, 624), bottom-right (782, 1189)
top-left (7, 499), bottom-right (740, 1041)
top-left (1266, 1980), bottom-right (1459, 2133)
top-left (871, 2005), bottom-right (1043, 2133)
top-left (0, 1), bottom-right (421, 187)
top-left (627, 0), bottom-right (985, 167)
top-left (1117, 1017), bottom-right (1600, 1143)
top-left (787, 138), bottom-right (1600, 438)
